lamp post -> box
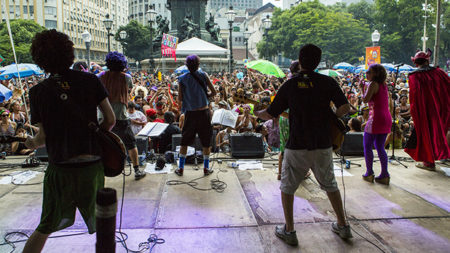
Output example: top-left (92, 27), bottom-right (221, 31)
top-left (262, 15), bottom-right (272, 60)
top-left (244, 28), bottom-right (251, 60)
top-left (102, 14), bottom-right (114, 53)
top-left (81, 30), bottom-right (91, 69)
top-left (226, 6), bottom-right (236, 73)
top-left (422, 0), bottom-right (433, 51)
top-left (147, 5), bottom-right (157, 73)
top-left (119, 30), bottom-right (127, 54)
top-left (371, 29), bottom-right (380, 47)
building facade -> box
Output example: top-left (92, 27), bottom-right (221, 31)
top-left (209, 0), bottom-right (262, 11)
top-left (1, 0), bottom-right (128, 64)
top-left (128, 0), bottom-right (170, 26)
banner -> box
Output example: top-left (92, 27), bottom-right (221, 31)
top-left (365, 46), bottom-right (381, 69)
top-left (161, 33), bottom-right (179, 62)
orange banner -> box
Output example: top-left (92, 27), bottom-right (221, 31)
top-left (365, 46), bottom-right (381, 69)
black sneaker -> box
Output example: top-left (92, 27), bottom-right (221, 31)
top-left (275, 225), bottom-right (298, 246)
top-left (331, 222), bottom-right (353, 239)
top-left (134, 170), bottom-right (146, 180)
top-left (175, 168), bottom-right (183, 176)
top-left (203, 168), bottom-right (213, 176)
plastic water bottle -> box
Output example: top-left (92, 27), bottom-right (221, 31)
top-left (227, 162), bottom-right (238, 168)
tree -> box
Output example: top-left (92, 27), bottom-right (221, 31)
top-left (346, 1), bottom-right (376, 30)
top-left (115, 20), bottom-right (154, 63)
top-left (258, 0), bottom-right (370, 65)
top-left (0, 19), bottom-right (46, 65)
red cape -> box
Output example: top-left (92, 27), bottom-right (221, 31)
top-left (405, 67), bottom-right (450, 163)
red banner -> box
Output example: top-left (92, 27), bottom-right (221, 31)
top-left (161, 45), bottom-right (176, 62)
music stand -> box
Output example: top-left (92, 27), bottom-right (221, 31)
top-left (388, 64), bottom-right (408, 168)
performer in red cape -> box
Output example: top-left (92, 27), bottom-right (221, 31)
top-left (405, 49), bottom-right (450, 170)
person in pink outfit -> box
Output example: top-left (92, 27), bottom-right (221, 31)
top-left (360, 64), bottom-right (392, 185)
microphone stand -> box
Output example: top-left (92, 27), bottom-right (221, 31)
top-left (388, 64), bottom-right (408, 168)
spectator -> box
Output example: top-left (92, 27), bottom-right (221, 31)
top-left (127, 102), bottom-right (147, 135)
top-left (348, 118), bottom-right (362, 132)
top-left (157, 111), bottom-right (181, 153)
top-left (263, 118), bottom-right (280, 151)
top-left (235, 104), bottom-right (257, 133)
top-left (216, 126), bottom-right (235, 152)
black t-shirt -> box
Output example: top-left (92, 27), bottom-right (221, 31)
top-left (267, 71), bottom-right (348, 150)
top-left (30, 70), bottom-right (109, 164)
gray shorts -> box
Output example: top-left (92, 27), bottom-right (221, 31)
top-left (280, 147), bottom-right (338, 194)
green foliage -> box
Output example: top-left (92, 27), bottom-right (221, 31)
top-left (115, 20), bottom-right (154, 62)
top-left (0, 19), bottom-right (46, 65)
top-left (257, 0), bottom-right (449, 67)
top-left (258, 0), bottom-right (370, 65)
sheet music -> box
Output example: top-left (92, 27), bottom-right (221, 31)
top-left (137, 122), bottom-right (169, 137)
top-left (211, 109), bottom-right (238, 128)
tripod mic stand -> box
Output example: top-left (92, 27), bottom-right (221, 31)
top-left (388, 63), bottom-right (408, 168)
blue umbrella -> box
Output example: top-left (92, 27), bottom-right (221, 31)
top-left (0, 63), bottom-right (44, 80)
top-left (0, 84), bottom-right (12, 103)
top-left (399, 64), bottom-right (416, 72)
top-left (333, 62), bottom-right (354, 70)
top-left (353, 65), bottom-right (367, 73)
top-left (381, 63), bottom-right (395, 72)
top-left (175, 65), bottom-right (202, 74)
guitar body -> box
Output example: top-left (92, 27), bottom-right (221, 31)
top-left (96, 129), bottom-right (127, 177)
top-left (330, 117), bottom-right (346, 152)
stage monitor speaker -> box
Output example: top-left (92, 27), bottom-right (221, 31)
top-left (230, 133), bottom-right (265, 158)
top-left (35, 147), bottom-right (48, 161)
top-left (136, 136), bottom-right (148, 154)
top-left (339, 132), bottom-right (364, 156)
top-left (171, 134), bottom-right (216, 151)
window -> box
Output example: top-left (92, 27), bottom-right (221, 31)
top-left (44, 6), bottom-right (57, 15)
top-left (23, 6), bottom-right (28, 14)
top-left (29, 6), bottom-right (34, 15)
top-left (45, 20), bottom-right (57, 29)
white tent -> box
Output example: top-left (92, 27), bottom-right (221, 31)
top-left (176, 37), bottom-right (228, 56)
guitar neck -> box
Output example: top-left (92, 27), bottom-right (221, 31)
top-left (233, 94), bottom-right (289, 118)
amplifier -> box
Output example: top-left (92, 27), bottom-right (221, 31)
top-left (35, 146), bottom-right (48, 161)
top-left (171, 134), bottom-right (215, 151)
top-left (339, 132), bottom-right (364, 156)
top-left (230, 133), bottom-right (265, 158)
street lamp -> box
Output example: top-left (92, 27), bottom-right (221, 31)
top-left (226, 5), bottom-right (236, 72)
top-left (262, 15), bottom-right (272, 60)
top-left (119, 30), bottom-right (127, 54)
top-left (102, 14), bottom-right (114, 53)
top-left (119, 30), bottom-right (127, 40)
top-left (243, 28), bottom-right (251, 60)
top-left (371, 29), bottom-right (380, 47)
top-left (81, 30), bottom-right (91, 69)
top-left (147, 5), bottom-right (157, 72)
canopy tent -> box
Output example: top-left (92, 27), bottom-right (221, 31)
top-left (175, 37), bottom-right (228, 56)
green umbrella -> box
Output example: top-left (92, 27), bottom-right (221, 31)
top-left (246, 60), bottom-right (286, 78)
top-left (318, 69), bottom-right (343, 77)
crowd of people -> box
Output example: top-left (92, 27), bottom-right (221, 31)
top-left (0, 55), bottom-right (420, 160)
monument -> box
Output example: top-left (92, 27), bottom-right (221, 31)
top-left (144, 0), bottom-right (228, 73)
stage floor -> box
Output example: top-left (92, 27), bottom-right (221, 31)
top-left (0, 150), bottom-right (449, 252)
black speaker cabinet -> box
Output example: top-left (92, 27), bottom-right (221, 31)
top-left (35, 146), bottom-right (48, 161)
top-left (171, 134), bottom-right (215, 151)
top-left (230, 133), bottom-right (265, 158)
top-left (339, 132), bottom-right (364, 156)
top-left (136, 136), bottom-right (149, 154)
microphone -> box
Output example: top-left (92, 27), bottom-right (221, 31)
top-left (394, 63), bottom-right (404, 67)
top-left (96, 188), bottom-right (117, 253)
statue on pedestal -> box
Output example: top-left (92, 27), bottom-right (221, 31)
top-left (180, 14), bottom-right (200, 41)
top-left (205, 13), bottom-right (222, 43)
